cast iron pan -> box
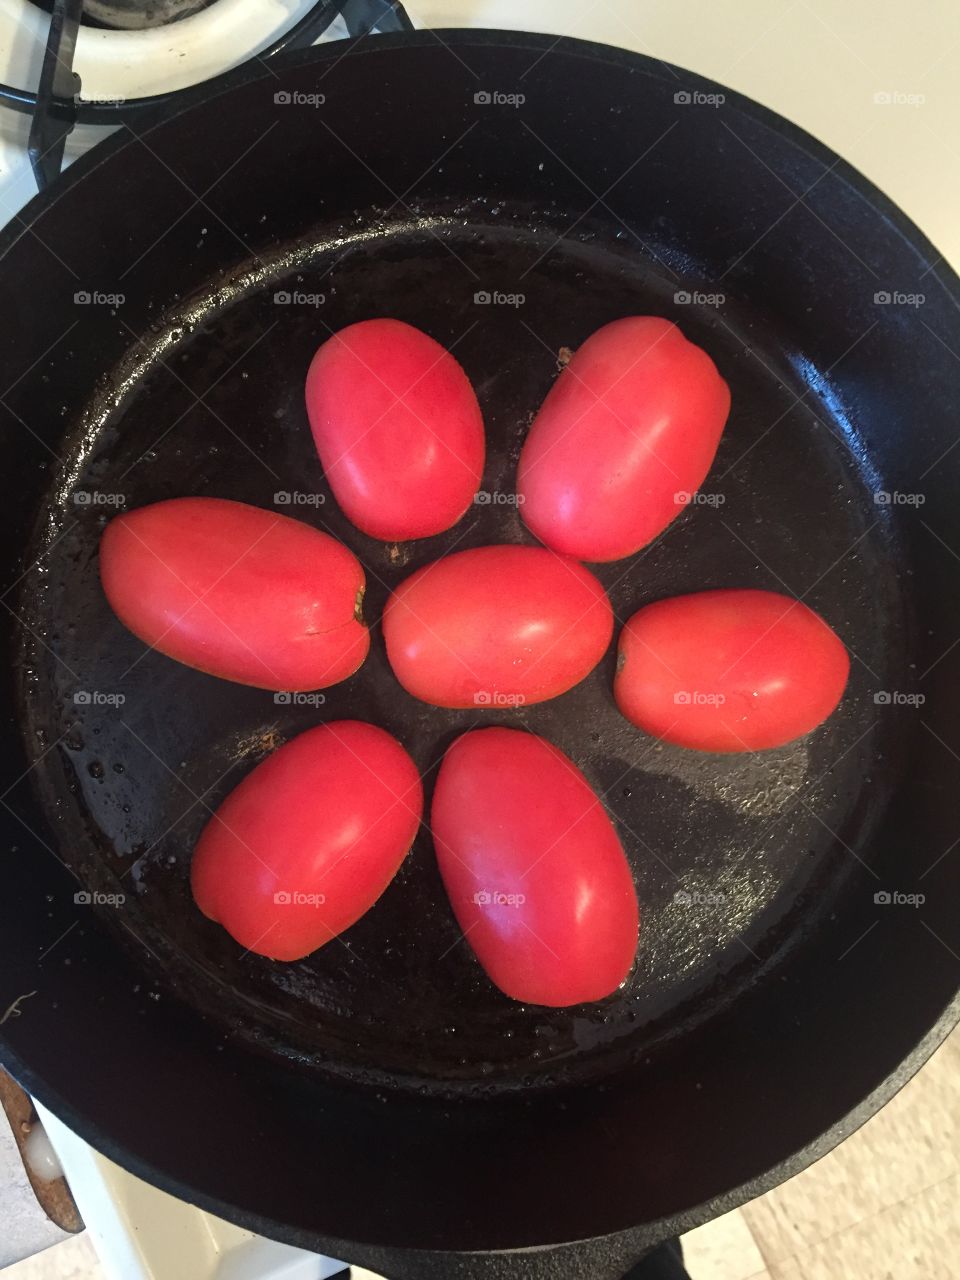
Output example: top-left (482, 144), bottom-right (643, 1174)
top-left (1, 30), bottom-right (959, 1280)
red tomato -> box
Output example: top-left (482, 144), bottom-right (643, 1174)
top-left (615, 589), bottom-right (850, 752)
top-left (305, 318), bottom-right (485, 540)
top-left (518, 317), bottom-right (730, 561)
top-left (100, 497), bottom-right (368, 691)
top-left (432, 728), bottom-right (639, 1006)
top-left (383, 545), bottom-right (613, 709)
top-left (191, 721), bottom-right (423, 960)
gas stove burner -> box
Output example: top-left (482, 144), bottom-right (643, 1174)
top-left (2, 0), bottom-right (413, 189)
top-left (28, 0), bottom-right (218, 29)
top-left (81, 0), bottom-right (217, 29)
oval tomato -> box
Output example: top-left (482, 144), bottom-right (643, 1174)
top-left (383, 545), bottom-right (613, 709)
top-left (518, 316), bottom-right (730, 561)
top-left (305, 318), bottom-right (485, 541)
top-left (432, 728), bottom-right (639, 1006)
top-left (615, 589), bottom-right (850, 751)
top-left (100, 497), bottom-right (368, 691)
top-left (191, 721), bottom-right (423, 960)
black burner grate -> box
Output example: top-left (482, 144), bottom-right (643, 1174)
top-left (2, 0), bottom-right (413, 190)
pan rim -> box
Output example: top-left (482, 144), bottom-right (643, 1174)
top-left (2, 28), bottom-right (959, 1261)
top-left (7, 988), bottom-right (960, 1262)
top-left (3, 28), bottom-right (959, 307)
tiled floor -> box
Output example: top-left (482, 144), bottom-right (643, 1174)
top-left (3, 1026), bottom-right (959, 1279)
top-left (1, 1236), bottom-right (101, 1280)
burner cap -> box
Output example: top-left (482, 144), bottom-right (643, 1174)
top-left (29, 0), bottom-right (220, 29)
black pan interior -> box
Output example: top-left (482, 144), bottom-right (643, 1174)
top-left (1, 32), bottom-right (959, 1267)
top-left (17, 216), bottom-right (907, 1090)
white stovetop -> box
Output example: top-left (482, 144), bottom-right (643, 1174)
top-left (0, 1), bottom-right (957, 1278)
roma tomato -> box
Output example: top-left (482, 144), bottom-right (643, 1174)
top-left (432, 728), bottom-right (639, 1006)
top-left (305, 318), bottom-right (485, 541)
top-left (191, 721), bottom-right (423, 960)
top-left (518, 316), bottom-right (730, 561)
top-left (615, 589), bottom-right (849, 752)
top-left (100, 497), bottom-right (368, 691)
top-left (383, 545), bottom-right (613, 708)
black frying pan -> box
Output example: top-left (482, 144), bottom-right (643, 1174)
top-left (1, 30), bottom-right (959, 1280)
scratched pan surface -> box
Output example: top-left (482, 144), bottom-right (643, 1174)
top-left (14, 225), bottom-right (901, 1083)
top-left (1, 32), bottom-right (960, 1278)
